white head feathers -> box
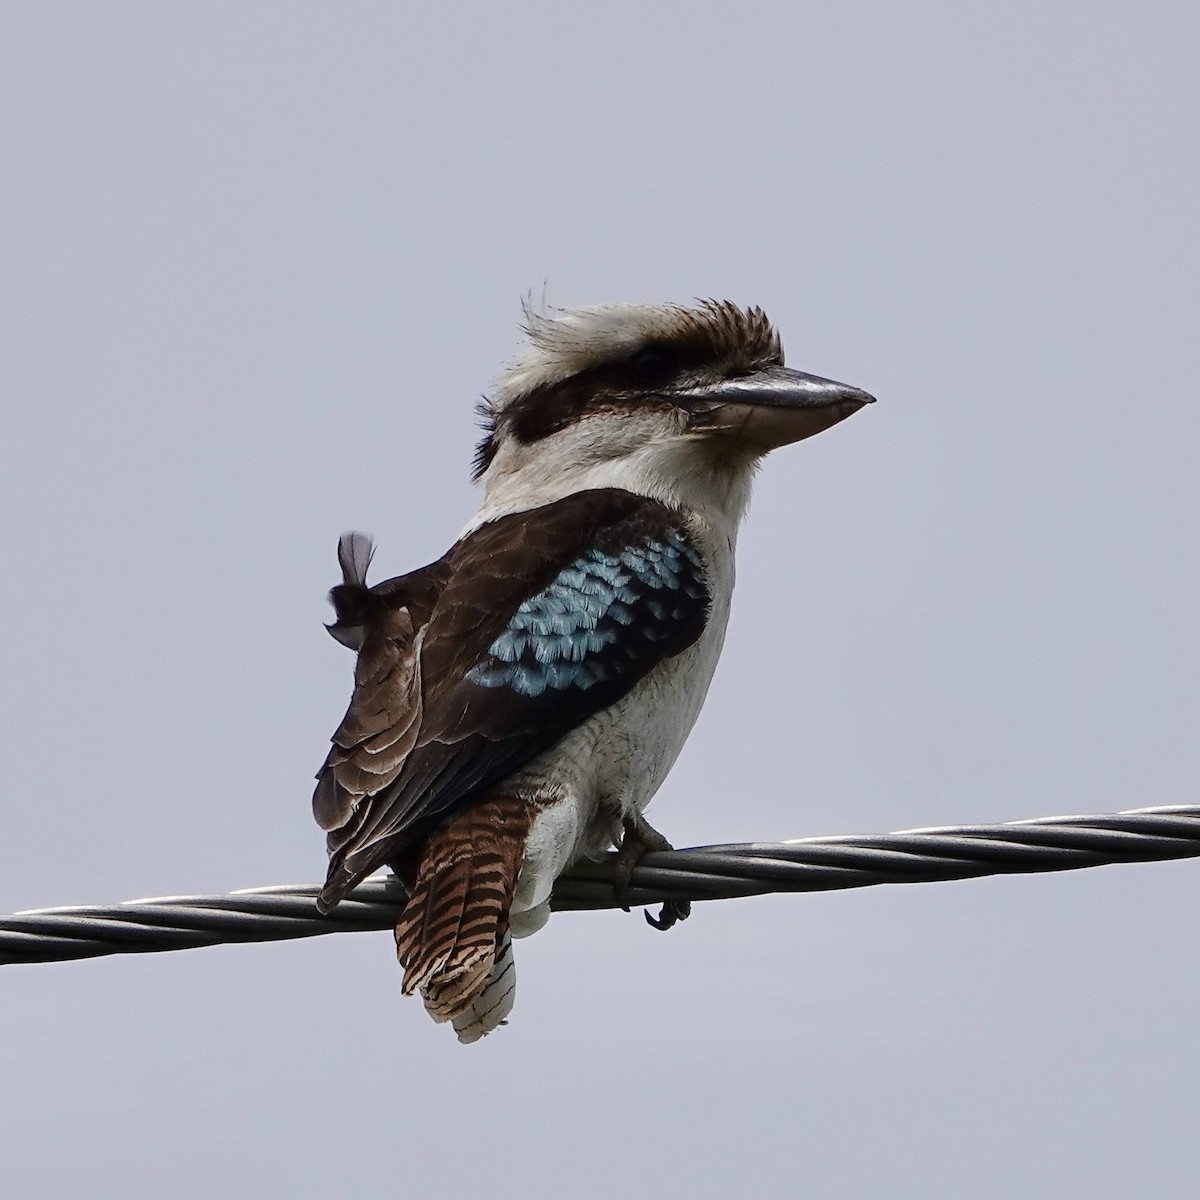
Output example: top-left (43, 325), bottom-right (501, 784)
top-left (491, 299), bottom-right (781, 410)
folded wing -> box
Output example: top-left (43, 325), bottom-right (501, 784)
top-left (313, 487), bottom-right (711, 912)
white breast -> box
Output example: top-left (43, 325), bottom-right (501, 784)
top-left (468, 421), bottom-right (756, 935)
top-left (507, 519), bottom-right (736, 933)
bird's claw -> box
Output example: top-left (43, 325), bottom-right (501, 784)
top-left (645, 898), bottom-right (691, 931)
top-left (610, 810), bottom-right (689, 931)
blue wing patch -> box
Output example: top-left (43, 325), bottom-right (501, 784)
top-left (466, 532), bottom-right (707, 697)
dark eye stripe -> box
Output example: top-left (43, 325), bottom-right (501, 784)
top-left (624, 344), bottom-right (681, 388)
top-left (472, 302), bottom-right (783, 473)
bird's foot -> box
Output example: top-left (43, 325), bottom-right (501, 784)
top-left (611, 810), bottom-right (691, 932)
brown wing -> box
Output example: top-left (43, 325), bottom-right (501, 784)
top-left (314, 489), bottom-right (711, 912)
top-left (312, 554), bottom-right (451, 835)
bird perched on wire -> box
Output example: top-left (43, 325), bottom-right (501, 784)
top-left (313, 299), bottom-right (873, 1042)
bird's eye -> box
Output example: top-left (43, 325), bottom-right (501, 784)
top-left (627, 345), bottom-right (679, 387)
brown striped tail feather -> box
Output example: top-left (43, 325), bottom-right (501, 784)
top-left (433, 932), bottom-right (516, 1044)
top-left (394, 795), bottom-right (531, 1042)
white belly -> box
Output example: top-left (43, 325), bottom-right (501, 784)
top-left (507, 535), bottom-right (734, 935)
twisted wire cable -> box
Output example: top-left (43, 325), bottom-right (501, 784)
top-left (3, 805), bottom-right (1198, 966)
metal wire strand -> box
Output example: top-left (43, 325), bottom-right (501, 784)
top-left (2, 805), bottom-right (1198, 966)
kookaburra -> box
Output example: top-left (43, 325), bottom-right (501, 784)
top-left (313, 300), bottom-right (873, 1042)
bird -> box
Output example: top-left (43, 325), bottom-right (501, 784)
top-left (312, 299), bottom-right (873, 1042)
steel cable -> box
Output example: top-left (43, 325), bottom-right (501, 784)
top-left (3, 805), bottom-right (1198, 966)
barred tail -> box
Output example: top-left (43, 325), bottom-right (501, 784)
top-left (394, 796), bottom-right (530, 1043)
top-left (439, 932), bottom-right (516, 1044)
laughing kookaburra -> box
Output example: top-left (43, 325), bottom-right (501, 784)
top-left (313, 299), bottom-right (873, 1042)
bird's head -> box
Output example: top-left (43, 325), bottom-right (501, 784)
top-left (472, 300), bottom-right (873, 527)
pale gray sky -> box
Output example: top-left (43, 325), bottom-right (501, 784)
top-left (2, 3), bottom-right (1198, 1197)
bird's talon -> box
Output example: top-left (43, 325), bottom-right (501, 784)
top-left (609, 810), bottom-right (692, 930)
top-left (645, 907), bottom-right (669, 930)
top-left (644, 898), bottom-right (690, 931)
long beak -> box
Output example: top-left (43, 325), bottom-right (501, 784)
top-left (679, 365), bottom-right (875, 450)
